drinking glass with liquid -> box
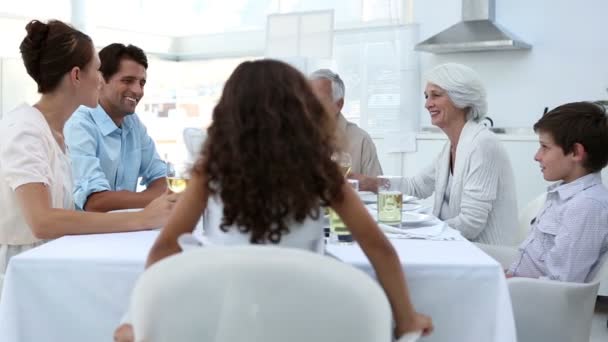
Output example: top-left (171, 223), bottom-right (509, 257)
top-left (329, 179), bottom-right (359, 243)
top-left (166, 161), bottom-right (191, 193)
top-left (377, 176), bottom-right (403, 226)
top-left (331, 151), bottom-right (352, 177)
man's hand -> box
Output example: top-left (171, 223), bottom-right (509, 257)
top-left (349, 173), bottom-right (380, 193)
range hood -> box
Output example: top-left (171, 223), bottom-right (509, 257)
top-left (415, 0), bottom-right (531, 53)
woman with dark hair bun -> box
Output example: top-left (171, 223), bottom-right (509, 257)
top-left (120, 59), bottom-right (433, 340)
top-left (0, 20), bottom-right (176, 287)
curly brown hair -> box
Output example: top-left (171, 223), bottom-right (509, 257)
top-left (193, 59), bottom-right (345, 244)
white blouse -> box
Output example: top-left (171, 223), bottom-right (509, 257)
top-left (203, 195), bottom-right (325, 253)
top-left (0, 104), bottom-right (74, 246)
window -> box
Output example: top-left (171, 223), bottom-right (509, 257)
top-left (307, 26), bottom-right (415, 137)
top-left (139, 56), bottom-right (259, 160)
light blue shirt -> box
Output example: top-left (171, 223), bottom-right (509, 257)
top-left (64, 105), bottom-right (166, 210)
top-left (509, 173), bottom-right (608, 282)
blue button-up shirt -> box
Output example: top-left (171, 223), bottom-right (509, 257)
top-left (508, 173), bottom-right (608, 282)
top-left (65, 105), bottom-right (166, 210)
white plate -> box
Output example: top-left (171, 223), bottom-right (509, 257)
top-left (402, 212), bottom-right (435, 224)
top-left (358, 192), bottom-right (417, 204)
top-left (367, 208), bottom-right (436, 225)
top-left (368, 203), bottom-right (423, 212)
top-left (357, 191), bottom-right (377, 203)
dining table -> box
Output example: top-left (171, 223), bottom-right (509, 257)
top-left (0, 198), bottom-right (516, 342)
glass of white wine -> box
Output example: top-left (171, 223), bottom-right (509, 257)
top-left (331, 151), bottom-right (352, 177)
top-left (377, 175), bottom-right (403, 226)
top-left (166, 161), bottom-right (191, 193)
top-left (329, 179), bottom-right (359, 244)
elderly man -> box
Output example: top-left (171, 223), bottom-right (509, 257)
top-left (310, 69), bottom-right (383, 177)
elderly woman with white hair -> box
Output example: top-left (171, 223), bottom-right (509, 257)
top-left (359, 63), bottom-right (518, 245)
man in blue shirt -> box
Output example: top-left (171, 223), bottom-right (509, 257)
top-left (65, 43), bottom-right (167, 212)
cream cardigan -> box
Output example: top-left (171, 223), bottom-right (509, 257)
top-left (402, 121), bottom-right (519, 245)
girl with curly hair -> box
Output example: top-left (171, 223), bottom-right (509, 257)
top-left (140, 59), bottom-right (432, 338)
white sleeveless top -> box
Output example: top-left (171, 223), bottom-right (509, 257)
top-left (203, 195), bottom-right (325, 253)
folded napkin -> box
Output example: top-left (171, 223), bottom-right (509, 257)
top-left (380, 222), bottom-right (463, 241)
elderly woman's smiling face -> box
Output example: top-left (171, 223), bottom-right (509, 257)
top-left (424, 82), bottom-right (467, 129)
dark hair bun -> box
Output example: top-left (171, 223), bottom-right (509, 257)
top-left (20, 20), bottom-right (50, 82)
top-left (18, 19), bottom-right (92, 93)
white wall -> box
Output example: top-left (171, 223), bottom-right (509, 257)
top-left (415, 0), bottom-right (608, 128)
top-left (387, 0), bottom-right (608, 210)
top-left (1, 58), bottom-right (38, 117)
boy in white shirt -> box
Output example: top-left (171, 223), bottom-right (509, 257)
top-left (508, 102), bottom-right (608, 282)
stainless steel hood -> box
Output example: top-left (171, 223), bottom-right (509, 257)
top-left (415, 0), bottom-right (531, 53)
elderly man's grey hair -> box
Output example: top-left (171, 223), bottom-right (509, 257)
top-left (309, 68), bottom-right (345, 102)
top-left (425, 63), bottom-right (487, 122)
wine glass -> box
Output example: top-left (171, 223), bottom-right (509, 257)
top-left (166, 161), bottom-right (191, 193)
top-left (332, 151), bottom-right (352, 177)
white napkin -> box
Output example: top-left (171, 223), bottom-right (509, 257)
top-left (380, 222), bottom-right (462, 241)
top-left (396, 331), bottom-right (421, 342)
top-left (380, 221), bottom-right (445, 236)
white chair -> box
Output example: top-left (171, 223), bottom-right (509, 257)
top-left (475, 192), bottom-right (548, 268)
top-left (508, 277), bottom-right (599, 342)
top-left (474, 243), bottom-right (519, 270)
top-left (516, 192), bottom-right (547, 244)
top-left (130, 246), bottom-right (393, 342)
top-left (589, 250), bottom-right (608, 296)
top-left (182, 127), bottom-right (206, 162)
top-left (514, 192), bottom-right (608, 295)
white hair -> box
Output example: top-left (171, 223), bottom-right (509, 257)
top-left (309, 69), bottom-right (345, 102)
top-left (424, 63), bottom-right (487, 122)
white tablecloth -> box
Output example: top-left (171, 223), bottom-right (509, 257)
top-left (327, 240), bottom-right (516, 342)
top-left (0, 231), bottom-right (516, 342)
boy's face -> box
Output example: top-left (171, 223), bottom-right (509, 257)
top-left (534, 131), bottom-right (583, 183)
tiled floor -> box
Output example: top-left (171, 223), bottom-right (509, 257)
top-left (590, 297), bottom-right (608, 342)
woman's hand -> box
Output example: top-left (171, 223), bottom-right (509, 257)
top-left (113, 323), bottom-right (134, 342)
top-left (396, 312), bottom-right (434, 338)
top-left (141, 191), bottom-right (180, 228)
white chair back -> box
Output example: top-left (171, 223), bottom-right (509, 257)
top-left (474, 243), bottom-right (518, 270)
top-left (516, 192), bottom-right (547, 244)
top-left (508, 277), bottom-right (599, 342)
top-left (182, 127), bottom-right (206, 162)
top-left (130, 246), bottom-right (392, 342)
top-left (589, 250), bottom-right (608, 296)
